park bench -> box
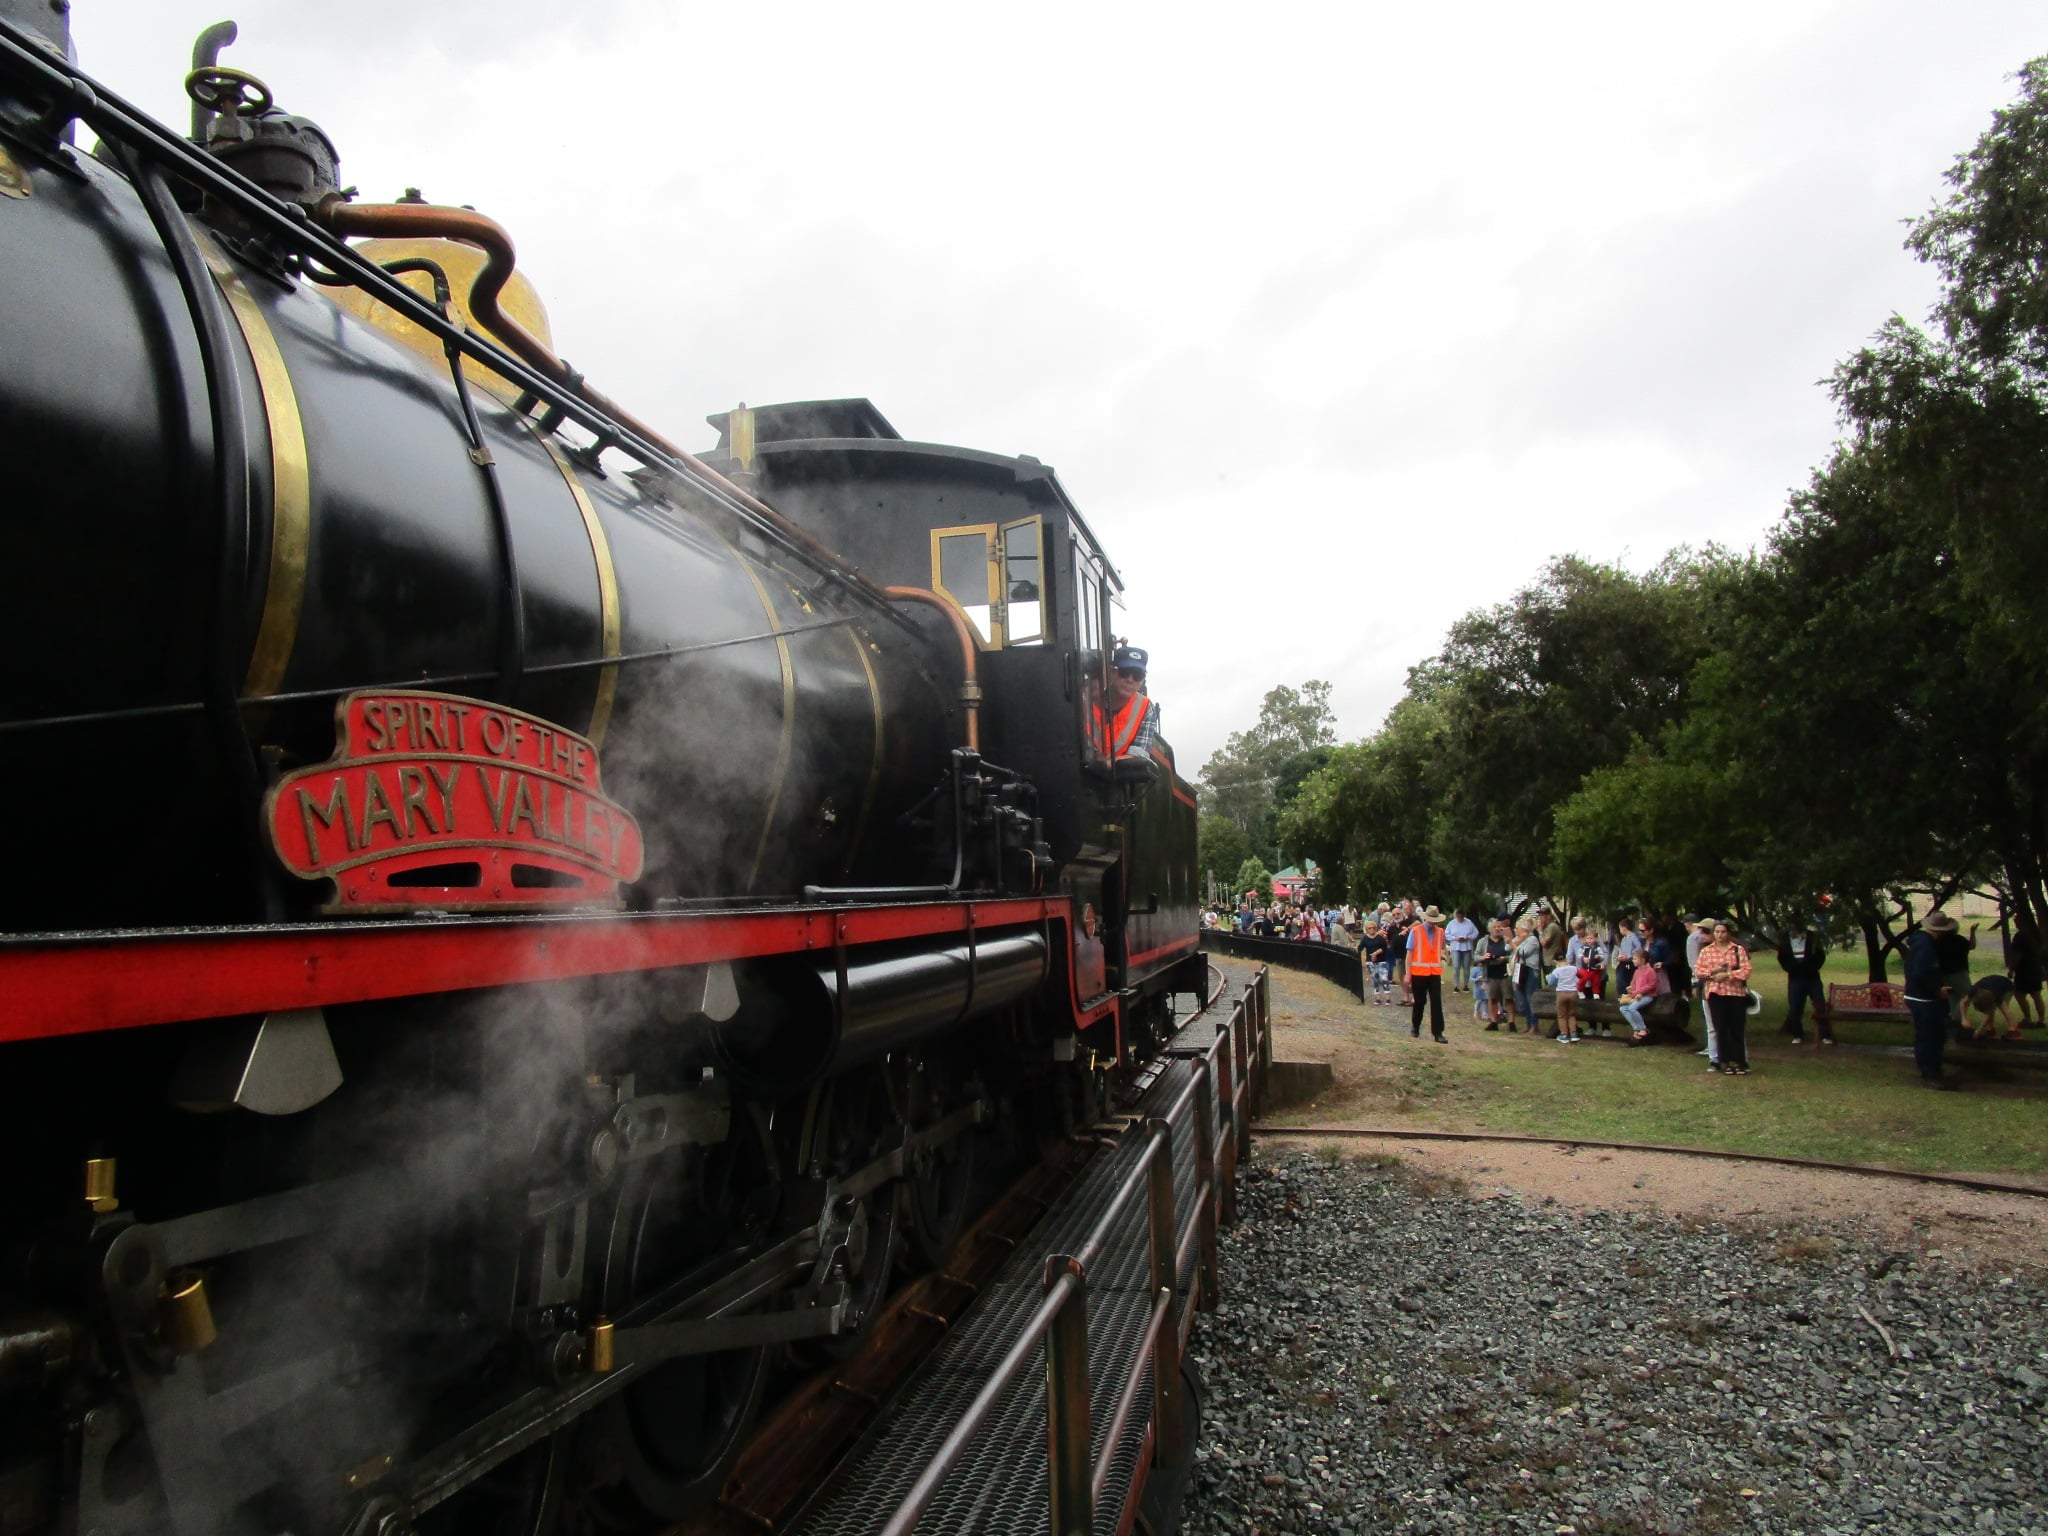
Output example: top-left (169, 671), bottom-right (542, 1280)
top-left (1825, 981), bottom-right (1910, 1022)
top-left (1534, 988), bottom-right (1692, 1044)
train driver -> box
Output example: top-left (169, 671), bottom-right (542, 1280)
top-left (1099, 644), bottom-right (1161, 761)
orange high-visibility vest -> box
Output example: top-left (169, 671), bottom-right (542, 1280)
top-left (1110, 695), bottom-right (1150, 757)
top-left (1095, 694), bottom-right (1151, 758)
top-left (1407, 923), bottom-right (1444, 975)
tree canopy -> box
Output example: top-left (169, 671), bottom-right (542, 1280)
top-left (1276, 55), bottom-right (2048, 960)
top-left (1197, 681), bottom-right (1336, 866)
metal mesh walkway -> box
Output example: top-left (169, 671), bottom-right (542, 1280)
top-left (785, 998), bottom-right (1248, 1536)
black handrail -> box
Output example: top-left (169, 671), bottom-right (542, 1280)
top-left (1203, 928), bottom-right (1363, 998)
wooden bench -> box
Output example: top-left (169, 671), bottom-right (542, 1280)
top-left (1533, 988), bottom-right (1693, 1043)
top-left (1826, 982), bottom-right (1910, 1022)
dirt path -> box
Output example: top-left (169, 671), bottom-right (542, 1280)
top-left (1258, 1132), bottom-right (2048, 1276)
top-left (1212, 955), bottom-right (2048, 1276)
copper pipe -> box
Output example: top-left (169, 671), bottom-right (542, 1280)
top-left (311, 197), bottom-right (887, 602)
top-left (882, 586), bottom-right (981, 751)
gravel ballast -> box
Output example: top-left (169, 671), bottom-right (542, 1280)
top-left (1183, 1150), bottom-right (2048, 1535)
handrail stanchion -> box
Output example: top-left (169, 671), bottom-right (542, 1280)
top-left (1245, 973), bottom-right (1263, 1114)
top-left (1256, 969), bottom-right (1273, 1103)
top-left (1143, 1118), bottom-right (1186, 1469)
top-left (1223, 1001), bottom-right (1248, 1224)
top-left (1231, 1002), bottom-right (1252, 1167)
top-left (1190, 1062), bottom-right (1220, 1310)
top-left (1214, 1009), bottom-right (1236, 1137)
top-left (1044, 1255), bottom-right (1093, 1536)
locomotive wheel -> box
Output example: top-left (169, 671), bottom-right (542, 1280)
top-left (579, 1109), bottom-right (778, 1527)
top-left (812, 1072), bottom-right (900, 1358)
top-left (899, 1061), bottom-right (977, 1272)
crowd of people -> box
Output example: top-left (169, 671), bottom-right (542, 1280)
top-left (1204, 894), bottom-right (2042, 1089)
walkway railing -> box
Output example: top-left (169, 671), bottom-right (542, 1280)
top-left (1201, 928), bottom-right (1362, 998)
top-left (874, 967), bottom-right (1270, 1536)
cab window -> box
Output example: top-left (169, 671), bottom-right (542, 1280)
top-left (1075, 541), bottom-right (1108, 766)
top-left (1001, 518), bottom-right (1043, 645)
top-left (1075, 544), bottom-right (1103, 655)
top-left (933, 527), bottom-right (996, 644)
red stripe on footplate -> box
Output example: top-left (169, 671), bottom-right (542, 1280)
top-left (0, 898), bottom-right (1064, 1043)
top-left (1127, 936), bottom-right (1198, 970)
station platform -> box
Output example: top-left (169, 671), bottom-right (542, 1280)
top-left (781, 970), bottom-right (1270, 1536)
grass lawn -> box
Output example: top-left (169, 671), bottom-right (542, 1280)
top-left (1247, 962), bottom-right (2048, 1180)
top-left (1763, 943), bottom-right (2031, 1048)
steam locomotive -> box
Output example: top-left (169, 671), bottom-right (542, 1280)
top-left (0, 9), bottom-right (1203, 1534)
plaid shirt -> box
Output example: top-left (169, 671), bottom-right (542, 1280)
top-left (1124, 698), bottom-right (1160, 759)
top-left (1694, 939), bottom-right (1752, 998)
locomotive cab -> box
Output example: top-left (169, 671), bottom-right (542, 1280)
top-left (700, 403), bottom-right (1201, 1029)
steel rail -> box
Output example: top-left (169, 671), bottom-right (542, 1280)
top-left (1254, 1125), bottom-right (2048, 1200)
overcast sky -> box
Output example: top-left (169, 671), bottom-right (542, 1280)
top-left (70, 0), bottom-right (2045, 771)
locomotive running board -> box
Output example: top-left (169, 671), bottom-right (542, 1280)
top-left (746, 969), bottom-right (1270, 1536)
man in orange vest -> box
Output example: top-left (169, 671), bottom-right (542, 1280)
top-left (1098, 644), bottom-right (1160, 762)
top-left (1407, 903), bottom-right (1449, 1042)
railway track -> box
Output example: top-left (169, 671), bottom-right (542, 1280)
top-left (1255, 1125), bottom-right (2048, 1200)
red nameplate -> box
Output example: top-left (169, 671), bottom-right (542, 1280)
top-left (264, 690), bottom-right (645, 912)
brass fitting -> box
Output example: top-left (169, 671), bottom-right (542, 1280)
top-left (584, 1316), bottom-right (615, 1374)
top-left (160, 1270), bottom-right (217, 1355)
top-left (344, 1452), bottom-right (395, 1492)
top-left (83, 1158), bottom-right (117, 1213)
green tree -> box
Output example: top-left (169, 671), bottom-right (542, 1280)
top-left (1548, 60), bottom-right (2048, 957)
top-left (1278, 693), bottom-right (1464, 906)
top-left (1198, 814), bottom-right (1254, 900)
top-left (1233, 858), bottom-right (1274, 907)
top-left (1548, 735), bottom-right (1740, 918)
top-left (1198, 681), bottom-right (1337, 860)
top-left (1907, 56), bottom-right (2048, 386)
top-left (1284, 57), bottom-right (2048, 950)
top-left (1773, 56), bottom-right (2048, 933)
top-left (1420, 556), bottom-right (1721, 901)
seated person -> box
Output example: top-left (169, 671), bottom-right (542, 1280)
top-left (1620, 958), bottom-right (1659, 1045)
top-left (1576, 937), bottom-right (1607, 1001)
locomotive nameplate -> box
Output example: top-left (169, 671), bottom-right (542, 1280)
top-left (264, 690), bottom-right (645, 912)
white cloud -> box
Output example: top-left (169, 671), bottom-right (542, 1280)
top-left (67, 0), bottom-right (2046, 771)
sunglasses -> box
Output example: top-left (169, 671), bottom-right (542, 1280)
top-left (1116, 668), bottom-right (1145, 681)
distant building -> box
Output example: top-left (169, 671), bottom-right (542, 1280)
top-left (1271, 863), bottom-right (1320, 902)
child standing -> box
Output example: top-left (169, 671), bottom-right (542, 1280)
top-left (1361, 923), bottom-right (1391, 1003)
top-left (1550, 958), bottom-right (1583, 1043)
